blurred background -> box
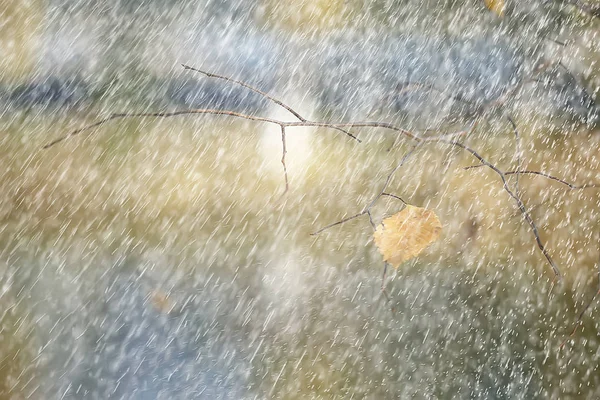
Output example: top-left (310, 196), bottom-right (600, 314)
top-left (0, 0), bottom-right (600, 398)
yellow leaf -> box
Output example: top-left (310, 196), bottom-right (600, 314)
top-left (484, 0), bottom-right (505, 16)
top-left (373, 205), bottom-right (442, 268)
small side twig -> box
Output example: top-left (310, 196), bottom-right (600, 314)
top-left (43, 62), bottom-right (580, 280)
top-left (280, 125), bottom-right (289, 194)
top-left (310, 212), bottom-right (366, 236)
top-left (381, 192), bottom-right (407, 204)
top-left (503, 113), bottom-right (522, 194)
top-left (181, 64), bottom-right (359, 142)
top-left (464, 164), bottom-right (600, 190)
top-left (560, 255), bottom-right (600, 349)
top-left (310, 114), bottom-right (562, 279)
top-left (389, 80), bottom-right (478, 107)
top-left (442, 138), bottom-right (561, 279)
top-left (42, 109), bottom-right (285, 149)
top-left (505, 171), bottom-right (600, 190)
top-left (311, 143), bottom-right (421, 235)
top-left (367, 210), bottom-right (376, 230)
top-left (181, 63), bottom-right (306, 122)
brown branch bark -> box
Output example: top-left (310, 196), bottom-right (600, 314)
top-left (42, 60), bottom-right (595, 281)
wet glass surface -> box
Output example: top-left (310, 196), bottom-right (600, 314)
top-left (1, 1), bottom-right (600, 398)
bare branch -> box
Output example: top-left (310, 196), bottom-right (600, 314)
top-left (437, 138), bottom-right (561, 279)
top-left (42, 109), bottom-right (365, 150)
top-left (47, 105), bottom-right (559, 278)
top-left (286, 121), bottom-right (361, 142)
top-left (42, 109), bottom-right (286, 149)
top-left (181, 64), bottom-right (359, 142)
top-left (463, 164), bottom-right (487, 171)
top-left (42, 63), bottom-right (575, 280)
top-left (367, 144), bottom-right (422, 209)
top-left (181, 63), bottom-right (307, 122)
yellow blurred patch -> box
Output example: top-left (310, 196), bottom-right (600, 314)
top-left (261, 0), bottom-right (350, 32)
top-left (0, 0), bottom-right (44, 80)
top-left (484, 0), bottom-right (505, 17)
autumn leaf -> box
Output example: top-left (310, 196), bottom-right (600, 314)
top-left (373, 205), bottom-right (442, 268)
top-left (484, 0), bottom-right (505, 17)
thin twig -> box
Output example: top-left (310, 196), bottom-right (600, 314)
top-left (503, 113), bottom-right (522, 194)
top-left (310, 212), bottom-right (366, 236)
top-left (389, 80), bottom-right (478, 107)
top-left (308, 116), bottom-right (562, 279)
top-left (464, 164), bottom-right (600, 190)
top-left (42, 64), bottom-right (573, 279)
top-left (280, 125), bottom-right (289, 195)
top-left (505, 171), bottom-right (600, 190)
top-left (560, 255), bottom-right (600, 349)
top-left (42, 109), bottom-right (368, 150)
top-left (311, 144), bottom-right (420, 235)
top-left (42, 109), bottom-right (283, 149)
top-left (438, 138), bottom-right (561, 279)
top-left (368, 144), bottom-right (422, 209)
top-left (181, 64), bottom-right (359, 142)
top-left (315, 144), bottom-right (421, 310)
top-left (381, 192), bottom-right (407, 204)
top-left (367, 210), bottom-right (376, 230)
top-left (181, 63), bottom-right (307, 122)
